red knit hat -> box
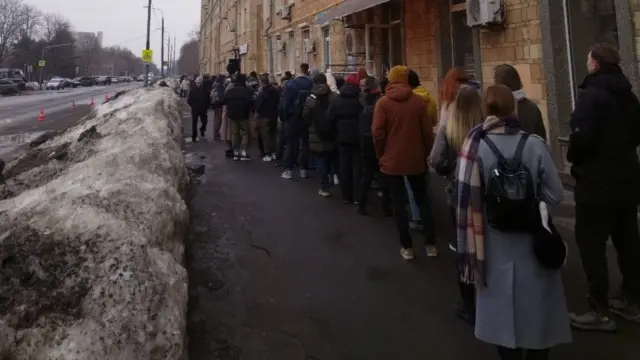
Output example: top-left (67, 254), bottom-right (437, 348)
top-left (357, 68), bottom-right (368, 80)
top-left (346, 74), bottom-right (360, 85)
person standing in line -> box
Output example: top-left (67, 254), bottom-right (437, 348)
top-left (325, 70), bottom-right (341, 186)
top-left (429, 85), bottom-right (484, 325)
top-left (180, 76), bottom-right (190, 98)
top-left (372, 65), bottom-right (437, 260)
top-left (567, 43), bottom-right (640, 331)
top-left (210, 75), bottom-right (227, 141)
top-left (254, 73), bottom-right (280, 162)
top-left (280, 63), bottom-right (314, 179)
top-left (456, 84), bottom-right (570, 359)
top-left (187, 76), bottom-right (210, 143)
top-left (404, 70), bottom-right (439, 232)
top-left (303, 73), bottom-right (337, 197)
top-left (493, 64), bottom-right (547, 140)
top-left (222, 73), bottom-right (255, 161)
top-left (326, 74), bottom-right (363, 204)
top-left (357, 75), bottom-right (390, 215)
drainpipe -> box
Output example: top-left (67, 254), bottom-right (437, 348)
top-left (265, 0), bottom-right (275, 73)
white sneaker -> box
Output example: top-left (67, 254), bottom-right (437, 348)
top-left (262, 155), bottom-right (272, 162)
top-left (240, 150), bottom-right (251, 161)
top-left (281, 170), bottom-right (292, 179)
top-left (300, 169), bottom-right (308, 179)
top-left (400, 248), bottom-right (415, 261)
top-left (317, 189), bottom-right (331, 197)
top-left (233, 151), bottom-right (240, 161)
top-left (333, 174), bottom-right (340, 185)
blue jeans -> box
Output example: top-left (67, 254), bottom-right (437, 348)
top-left (285, 123), bottom-right (309, 170)
top-left (405, 176), bottom-right (421, 221)
top-left (314, 152), bottom-right (332, 190)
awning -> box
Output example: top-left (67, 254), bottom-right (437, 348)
top-left (314, 0), bottom-right (390, 25)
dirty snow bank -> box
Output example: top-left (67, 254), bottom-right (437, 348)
top-left (0, 87), bottom-right (189, 359)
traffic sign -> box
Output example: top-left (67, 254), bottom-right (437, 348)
top-left (141, 49), bottom-right (153, 63)
top-left (27, 65), bottom-right (33, 72)
top-left (75, 66), bottom-right (79, 75)
top-left (38, 60), bottom-right (46, 67)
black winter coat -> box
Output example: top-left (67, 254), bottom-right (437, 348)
top-left (255, 85), bottom-right (280, 120)
top-left (325, 83), bottom-right (362, 145)
top-left (223, 84), bottom-right (255, 119)
top-left (187, 84), bottom-right (210, 113)
top-left (567, 64), bottom-right (640, 206)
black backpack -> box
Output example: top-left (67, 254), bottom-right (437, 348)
top-left (293, 88), bottom-right (312, 119)
top-left (483, 133), bottom-right (539, 232)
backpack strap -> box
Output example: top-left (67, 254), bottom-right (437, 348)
top-left (482, 136), bottom-right (507, 164)
top-left (513, 133), bottom-right (530, 162)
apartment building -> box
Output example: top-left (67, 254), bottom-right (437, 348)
top-left (200, 0), bottom-right (640, 168)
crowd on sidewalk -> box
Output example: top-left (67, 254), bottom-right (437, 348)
top-left (183, 42), bottom-right (640, 360)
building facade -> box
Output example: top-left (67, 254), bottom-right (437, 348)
top-left (199, 0), bottom-right (640, 167)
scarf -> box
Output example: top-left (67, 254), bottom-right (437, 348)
top-left (455, 115), bottom-right (521, 287)
top-left (513, 89), bottom-right (526, 101)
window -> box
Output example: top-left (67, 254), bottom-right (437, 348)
top-left (323, 27), bottom-right (331, 71)
top-left (288, 31), bottom-right (295, 73)
top-left (450, 5), bottom-right (476, 78)
top-left (564, 0), bottom-right (617, 105)
top-left (302, 28), bottom-right (311, 65)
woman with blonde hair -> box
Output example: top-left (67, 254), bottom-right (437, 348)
top-left (456, 85), bottom-right (570, 359)
top-left (429, 85), bottom-right (484, 325)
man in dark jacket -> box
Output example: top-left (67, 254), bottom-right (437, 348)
top-left (567, 43), bottom-right (640, 331)
top-left (493, 64), bottom-right (547, 140)
top-left (187, 76), bottom-right (210, 142)
top-left (255, 73), bottom-right (280, 162)
top-left (303, 73), bottom-right (336, 197)
top-left (281, 63), bottom-right (313, 179)
top-left (326, 74), bottom-right (362, 203)
top-left (222, 73), bottom-right (255, 161)
top-left (356, 76), bottom-right (389, 215)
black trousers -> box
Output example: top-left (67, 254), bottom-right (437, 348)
top-left (358, 137), bottom-right (388, 209)
top-left (497, 347), bottom-right (550, 360)
top-left (384, 173), bottom-right (436, 248)
top-left (191, 109), bottom-right (208, 140)
top-left (575, 203), bottom-right (640, 310)
top-left (338, 144), bottom-right (361, 202)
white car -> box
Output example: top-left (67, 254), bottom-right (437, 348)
top-left (46, 78), bottom-right (65, 90)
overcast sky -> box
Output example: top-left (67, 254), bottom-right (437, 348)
top-left (23, 0), bottom-right (201, 65)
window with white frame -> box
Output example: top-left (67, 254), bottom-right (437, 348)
top-left (323, 27), bottom-right (331, 71)
top-left (563, 0), bottom-right (617, 105)
top-left (288, 31), bottom-right (295, 73)
top-left (302, 27), bottom-right (311, 66)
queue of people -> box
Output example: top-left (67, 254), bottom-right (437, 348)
top-left (186, 42), bottom-right (640, 360)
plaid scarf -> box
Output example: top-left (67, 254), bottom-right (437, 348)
top-left (455, 115), bottom-right (520, 287)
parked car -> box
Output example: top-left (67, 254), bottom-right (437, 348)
top-left (46, 78), bottom-right (66, 90)
top-left (78, 76), bottom-right (96, 87)
top-left (0, 79), bottom-right (20, 95)
top-left (96, 76), bottom-right (112, 86)
top-left (0, 68), bottom-right (26, 90)
top-left (67, 78), bottom-right (80, 88)
top-left (112, 77), bottom-right (120, 84)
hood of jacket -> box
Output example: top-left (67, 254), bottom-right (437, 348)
top-left (580, 64), bottom-right (633, 94)
top-left (385, 82), bottom-right (414, 102)
top-left (412, 85), bottom-right (431, 102)
top-left (312, 84), bottom-right (332, 96)
top-left (339, 83), bottom-right (360, 98)
top-left (289, 75), bottom-right (313, 90)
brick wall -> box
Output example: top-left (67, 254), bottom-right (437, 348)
top-left (479, 0), bottom-right (547, 134)
top-left (404, 0), bottom-right (438, 97)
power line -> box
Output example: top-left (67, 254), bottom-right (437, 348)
top-left (111, 28), bottom-right (161, 47)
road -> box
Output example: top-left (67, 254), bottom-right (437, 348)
top-left (183, 108), bottom-right (639, 360)
top-left (0, 83), bottom-right (138, 131)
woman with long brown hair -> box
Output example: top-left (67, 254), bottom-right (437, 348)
top-left (439, 67), bottom-right (474, 128)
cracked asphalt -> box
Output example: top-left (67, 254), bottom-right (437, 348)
top-left (183, 108), bottom-right (639, 360)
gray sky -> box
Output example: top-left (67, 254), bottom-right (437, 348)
top-left (23, 0), bottom-right (200, 65)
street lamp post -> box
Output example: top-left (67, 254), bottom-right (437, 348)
top-left (38, 42), bottom-right (75, 89)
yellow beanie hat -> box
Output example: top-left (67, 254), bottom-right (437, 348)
top-left (388, 65), bottom-right (409, 83)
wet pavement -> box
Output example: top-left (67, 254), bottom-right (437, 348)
top-left (184, 109), bottom-right (639, 360)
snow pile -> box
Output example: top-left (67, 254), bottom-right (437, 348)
top-left (0, 87), bottom-right (189, 359)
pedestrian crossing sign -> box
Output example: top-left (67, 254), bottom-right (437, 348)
top-left (142, 49), bottom-right (153, 63)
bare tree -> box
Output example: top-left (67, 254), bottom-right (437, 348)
top-left (177, 38), bottom-right (199, 76)
top-left (19, 4), bottom-right (41, 41)
top-left (41, 13), bottom-right (70, 43)
top-left (0, 0), bottom-right (29, 64)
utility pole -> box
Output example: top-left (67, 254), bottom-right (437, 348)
top-left (144, 0), bottom-right (152, 86)
top-left (173, 35), bottom-right (176, 76)
top-left (160, 17), bottom-right (165, 77)
top-left (167, 36), bottom-right (171, 76)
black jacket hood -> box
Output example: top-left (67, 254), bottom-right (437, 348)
top-left (580, 64), bottom-right (632, 94)
top-left (313, 84), bottom-right (331, 96)
top-left (339, 83), bottom-right (360, 98)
